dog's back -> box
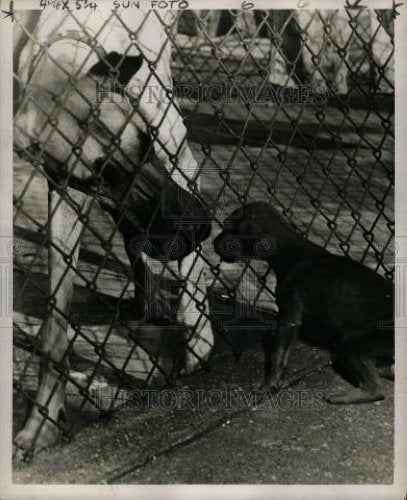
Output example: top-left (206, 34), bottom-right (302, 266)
top-left (279, 250), bottom-right (393, 347)
top-left (248, 202), bottom-right (393, 348)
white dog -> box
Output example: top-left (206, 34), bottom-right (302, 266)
top-left (13, 5), bottom-right (214, 457)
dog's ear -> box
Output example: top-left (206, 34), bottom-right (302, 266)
top-left (89, 52), bottom-right (144, 86)
top-left (237, 219), bottom-right (263, 236)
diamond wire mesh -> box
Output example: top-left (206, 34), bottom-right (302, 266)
top-left (12, 7), bottom-right (394, 448)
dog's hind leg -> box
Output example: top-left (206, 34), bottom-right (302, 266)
top-left (14, 187), bottom-right (89, 458)
top-left (327, 338), bottom-right (385, 404)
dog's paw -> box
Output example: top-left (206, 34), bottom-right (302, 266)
top-left (378, 363), bottom-right (394, 381)
top-left (257, 371), bottom-right (283, 394)
top-left (257, 382), bottom-right (281, 394)
top-left (326, 388), bottom-right (385, 405)
top-left (13, 417), bottom-right (61, 462)
top-left (181, 344), bottom-right (210, 375)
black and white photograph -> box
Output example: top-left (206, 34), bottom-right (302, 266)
top-left (0, 0), bottom-right (406, 496)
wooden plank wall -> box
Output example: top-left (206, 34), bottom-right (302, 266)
top-left (177, 9), bottom-right (394, 93)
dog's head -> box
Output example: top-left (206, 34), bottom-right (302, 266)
top-left (213, 202), bottom-right (298, 263)
top-left (88, 156), bottom-right (213, 261)
top-left (213, 202), bottom-right (276, 263)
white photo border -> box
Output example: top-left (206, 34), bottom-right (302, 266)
top-left (1, 0), bottom-right (405, 498)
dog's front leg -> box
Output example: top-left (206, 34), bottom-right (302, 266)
top-left (177, 253), bottom-right (214, 373)
top-left (166, 136), bottom-right (214, 373)
top-left (260, 304), bottom-right (303, 393)
top-left (132, 66), bottom-right (214, 371)
top-left (14, 187), bottom-right (89, 458)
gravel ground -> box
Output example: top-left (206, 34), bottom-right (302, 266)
top-left (13, 327), bottom-right (394, 485)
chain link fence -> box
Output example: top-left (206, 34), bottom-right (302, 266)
top-left (13, 6), bottom-right (394, 452)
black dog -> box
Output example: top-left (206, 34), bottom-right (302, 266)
top-left (213, 202), bottom-right (394, 404)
